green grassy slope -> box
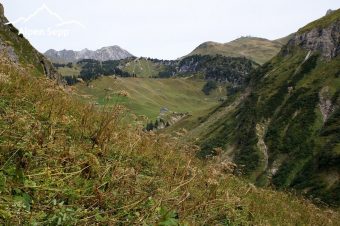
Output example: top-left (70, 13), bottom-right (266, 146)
top-left (273, 34), bottom-right (295, 45)
top-left (121, 58), bottom-right (165, 78)
top-left (57, 65), bottom-right (81, 77)
top-left (1, 50), bottom-right (339, 225)
top-left (298, 8), bottom-right (340, 33)
top-left (75, 77), bottom-right (225, 120)
top-left (178, 11), bottom-right (340, 206)
top-left (0, 25), bottom-right (44, 77)
top-left (0, 8), bottom-right (60, 81)
top-left (186, 37), bottom-right (284, 65)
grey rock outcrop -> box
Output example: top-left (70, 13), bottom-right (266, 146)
top-left (153, 112), bottom-right (189, 130)
top-left (40, 58), bottom-right (63, 83)
top-left (0, 3), bottom-right (8, 24)
top-left (284, 20), bottom-right (340, 59)
top-left (45, 46), bottom-right (134, 63)
top-left (0, 37), bottom-right (19, 62)
top-left (326, 9), bottom-right (334, 16)
top-left (319, 87), bottom-right (335, 122)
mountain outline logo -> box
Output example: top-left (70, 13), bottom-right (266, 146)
top-left (5, 3), bottom-right (86, 38)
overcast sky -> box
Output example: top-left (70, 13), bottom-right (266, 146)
top-left (1, 0), bottom-right (339, 59)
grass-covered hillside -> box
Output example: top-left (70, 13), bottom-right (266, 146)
top-left (0, 3), bottom-right (339, 224)
top-left (0, 6), bottom-right (60, 82)
top-left (57, 54), bottom-right (254, 123)
top-left (120, 58), bottom-right (171, 78)
top-left (56, 54), bottom-right (255, 86)
top-left (177, 11), bottom-right (340, 206)
top-left (74, 76), bottom-right (225, 120)
top-left (1, 50), bottom-right (340, 225)
top-left (298, 8), bottom-right (340, 33)
top-left (186, 37), bottom-right (285, 65)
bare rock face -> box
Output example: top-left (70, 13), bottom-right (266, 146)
top-left (0, 3), bottom-right (8, 24)
top-left (319, 86), bottom-right (335, 122)
top-left (40, 58), bottom-right (64, 84)
top-left (0, 3), bottom-right (3, 16)
top-left (0, 38), bottom-right (19, 62)
top-left (0, 3), bottom-right (4, 16)
top-left (44, 46), bottom-right (134, 63)
top-left (153, 112), bottom-right (189, 130)
top-left (326, 9), bottom-right (334, 16)
top-left (285, 20), bottom-right (340, 59)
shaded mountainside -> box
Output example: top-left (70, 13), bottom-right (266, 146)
top-left (176, 55), bottom-right (255, 84)
top-left (186, 36), bottom-right (288, 65)
top-left (0, 3), bottom-right (61, 83)
top-left (177, 9), bottom-right (340, 206)
top-left (56, 55), bottom-right (256, 91)
top-left (45, 46), bottom-right (134, 63)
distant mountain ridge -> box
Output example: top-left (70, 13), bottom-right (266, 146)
top-left (45, 45), bottom-right (134, 63)
top-left (186, 36), bottom-right (292, 64)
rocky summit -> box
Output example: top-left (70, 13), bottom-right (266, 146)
top-left (45, 45), bottom-right (134, 63)
top-left (285, 18), bottom-right (340, 58)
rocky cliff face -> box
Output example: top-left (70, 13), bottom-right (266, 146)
top-left (0, 37), bottom-right (18, 62)
top-left (45, 46), bottom-right (134, 63)
top-left (184, 9), bottom-right (340, 206)
top-left (283, 13), bottom-right (340, 59)
top-left (0, 3), bottom-right (8, 24)
top-left (177, 55), bottom-right (254, 85)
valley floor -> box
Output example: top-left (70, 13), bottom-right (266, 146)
top-left (74, 77), bottom-right (225, 120)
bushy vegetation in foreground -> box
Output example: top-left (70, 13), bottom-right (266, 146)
top-left (0, 58), bottom-right (339, 225)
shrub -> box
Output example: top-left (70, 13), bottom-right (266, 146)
top-left (202, 80), bottom-right (217, 95)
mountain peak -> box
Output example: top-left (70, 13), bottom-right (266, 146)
top-left (326, 9), bottom-right (334, 15)
top-left (0, 2), bottom-right (8, 24)
top-left (196, 41), bottom-right (221, 49)
top-left (44, 46), bottom-right (134, 63)
top-left (0, 3), bottom-right (4, 16)
top-left (186, 36), bottom-right (284, 64)
top-left (101, 45), bottom-right (121, 49)
top-left (233, 36), bottom-right (269, 41)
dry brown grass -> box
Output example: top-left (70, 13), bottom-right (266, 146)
top-left (0, 57), bottom-right (339, 225)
